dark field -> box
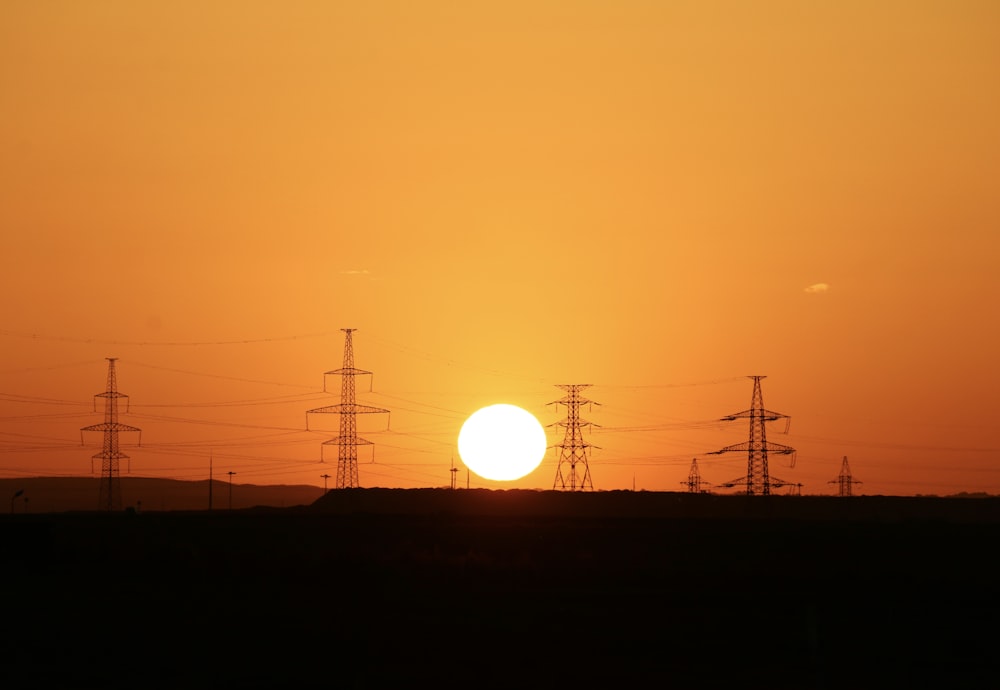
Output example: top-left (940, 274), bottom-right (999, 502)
top-left (2, 490), bottom-right (998, 688)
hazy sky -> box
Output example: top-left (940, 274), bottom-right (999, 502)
top-left (2, 1), bottom-right (998, 496)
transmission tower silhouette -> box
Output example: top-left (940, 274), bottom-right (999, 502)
top-left (80, 358), bottom-right (141, 511)
top-left (306, 329), bottom-right (389, 489)
top-left (682, 458), bottom-right (710, 493)
top-left (829, 456), bottom-right (862, 496)
top-left (708, 376), bottom-right (796, 496)
top-left (549, 384), bottom-right (599, 491)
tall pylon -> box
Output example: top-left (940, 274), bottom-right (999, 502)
top-left (549, 384), bottom-right (599, 491)
top-left (708, 376), bottom-right (795, 496)
top-left (829, 456), bottom-right (862, 496)
top-left (80, 358), bottom-right (141, 511)
top-left (682, 458), bottom-right (709, 493)
top-left (306, 329), bottom-right (389, 489)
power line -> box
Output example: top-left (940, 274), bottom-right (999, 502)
top-left (0, 329), bottom-right (339, 346)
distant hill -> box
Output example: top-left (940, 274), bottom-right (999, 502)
top-left (0, 476), bottom-right (324, 513)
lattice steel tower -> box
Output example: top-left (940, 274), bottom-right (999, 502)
top-left (306, 329), bottom-right (388, 489)
top-left (682, 458), bottom-right (708, 493)
top-left (549, 384), bottom-right (599, 491)
top-left (81, 358), bottom-right (141, 511)
top-left (829, 456), bottom-right (862, 496)
top-left (709, 376), bottom-right (795, 496)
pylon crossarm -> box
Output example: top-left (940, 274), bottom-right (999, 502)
top-left (307, 403), bottom-right (389, 415)
top-left (720, 409), bottom-right (787, 422)
top-left (719, 410), bottom-right (752, 421)
top-left (322, 436), bottom-right (374, 446)
top-left (81, 422), bottom-right (141, 434)
top-left (92, 450), bottom-right (130, 460)
top-left (709, 442), bottom-right (751, 454)
top-left (324, 367), bottom-right (373, 376)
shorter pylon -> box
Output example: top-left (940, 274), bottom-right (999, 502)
top-left (829, 456), bottom-right (862, 496)
top-left (682, 458), bottom-right (709, 493)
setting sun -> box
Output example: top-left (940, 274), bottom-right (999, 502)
top-left (457, 404), bottom-right (547, 481)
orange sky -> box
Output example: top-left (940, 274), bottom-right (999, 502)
top-left (2, 1), bottom-right (998, 497)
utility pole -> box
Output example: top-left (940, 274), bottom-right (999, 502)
top-left (81, 358), bottom-right (142, 511)
top-left (227, 471), bottom-right (236, 510)
top-left (10, 489), bottom-right (24, 514)
top-left (708, 376), bottom-right (796, 496)
top-left (321, 473), bottom-right (331, 493)
top-left (208, 453), bottom-right (213, 511)
top-left (307, 329), bottom-right (389, 489)
top-left (829, 456), bottom-right (862, 496)
top-left (450, 457), bottom-right (458, 490)
top-left (549, 384), bottom-right (599, 491)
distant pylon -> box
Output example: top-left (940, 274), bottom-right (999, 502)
top-left (682, 458), bottom-right (709, 493)
top-left (80, 358), bottom-right (141, 511)
top-left (829, 456), bottom-right (862, 497)
top-left (450, 457), bottom-right (458, 490)
top-left (306, 329), bottom-right (389, 489)
top-left (708, 376), bottom-right (795, 496)
top-left (549, 384), bottom-right (599, 491)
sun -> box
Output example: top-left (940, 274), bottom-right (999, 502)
top-left (458, 404), bottom-right (548, 481)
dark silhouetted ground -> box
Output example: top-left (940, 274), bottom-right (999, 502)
top-left (1, 489), bottom-right (997, 688)
top-left (0, 476), bottom-right (323, 513)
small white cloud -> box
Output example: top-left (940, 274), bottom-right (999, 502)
top-left (804, 283), bottom-right (830, 293)
top-left (340, 269), bottom-right (371, 276)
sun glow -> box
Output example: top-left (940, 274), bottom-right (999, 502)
top-left (457, 404), bottom-right (547, 481)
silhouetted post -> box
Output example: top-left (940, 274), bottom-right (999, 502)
top-left (209, 453), bottom-right (214, 511)
top-left (227, 471), bottom-right (236, 510)
top-left (321, 473), bottom-right (331, 493)
top-left (450, 457), bottom-right (458, 490)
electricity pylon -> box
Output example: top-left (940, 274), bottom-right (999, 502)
top-left (708, 376), bottom-right (795, 496)
top-left (306, 329), bottom-right (389, 489)
top-left (829, 456), bottom-right (862, 496)
top-left (682, 458), bottom-right (710, 493)
top-left (549, 384), bottom-right (599, 491)
top-left (80, 358), bottom-right (141, 511)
